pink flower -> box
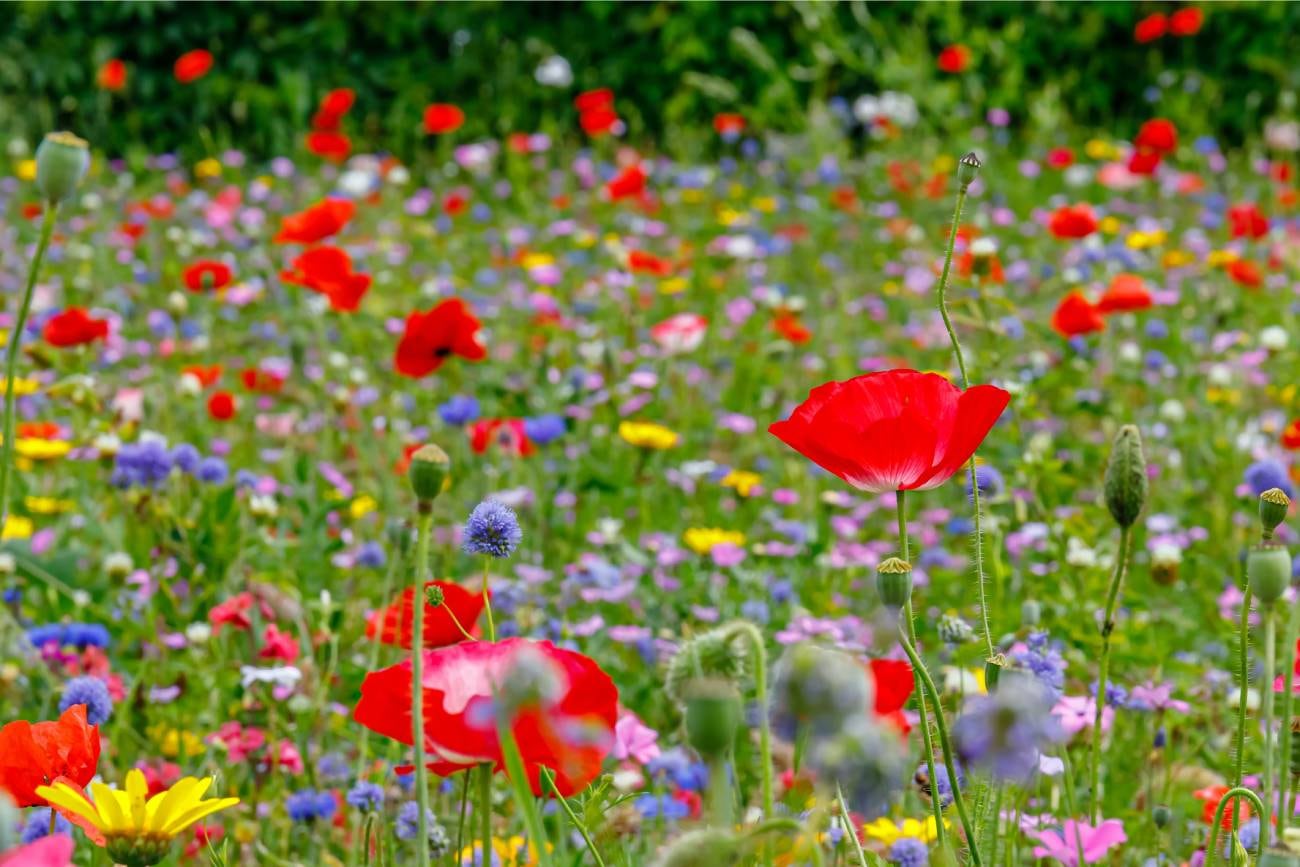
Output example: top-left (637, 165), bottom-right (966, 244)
top-left (1030, 818), bottom-right (1127, 866)
top-left (1052, 695), bottom-right (1113, 737)
top-left (1130, 681), bottom-right (1192, 711)
top-left (611, 712), bottom-right (661, 764)
top-left (0, 836), bottom-right (75, 866)
top-left (258, 623), bottom-right (300, 662)
top-left (274, 739), bottom-right (305, 774)
top-left (209, 721), bottom-right (266, 763)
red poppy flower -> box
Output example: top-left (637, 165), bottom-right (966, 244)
top-left (1169, 7), bottom-right (1204, 36)
top-left (468, 418), bottom-right (535, 458)
top-left (1096, 274), bottom-right (1153, 314)
top-left (574, 89), bottom-right (615, 113)
top-left (605, 164), bottom-right (646, 201)
top-left (366, 580), bottom-right (487, 649)
top-left (1046, 148), bottom-right (1075, 170)
top-left (1282, 419), bottom-right (1300, 450)
top-left (1228, 203), bottom-right (1268, 239)
top-left (936, 44), bottom-right (971, 74)
top-left (1194, 784), bottom-right (1250, 829)
top-left (768, 369), bottom-right (1010, 494)
top-left (580, 108), bottom-right (619, 137)
top-left (43, 308), bottom-right (109, 348)
top-left (423, 104), bottom-right (465, 135)
top-left (869, 658), bottom-right (915, 734)
top-left (0, 705), bottom-right (100, 807)
top-left (713, 113), bottom-right (745, 136)
top-left (183, 260), bottom-right (233, 292)
top-left (627, 250), bottom-right (673, 276)
top-left (1134, 13), bottom-right (1167, 43)
top-left (773, 313), bottom-right (812, 344)
top-left (352, 637), bottom-right (619, 796)
top-left (181, 364), bottom-right (223, 388)
top-left (18, 422), bottom-right (60, 440)
top-left (1127, 150), bottom-right (1162, 176)
top-left (1228, 259), bottom-right (1262, 288)
top-left (273, 198), bottom-right (356, 244)
top-left (280, 246), bottom-right (371, 312)
top-left (241, 367), bottom-right (285, 394)
top-left (318, 88), bottom-right (356, 120)
top-left (1135, 118), bottom-right (1178, 154)
top-left (307, 131), bottom-right (351, 163)
top-left (1047, 204), bottom-right (1099, 239)
top-left (394, 299), bottom-right (487, 378)
top-left (208, 391), bottom-right (236, 421)
top-left (1051, 292), bottom-right (1106, 337)
top-left (173, 49), bottom-right (213, 84)
top-left (96, 59), bottom-right (126, 92)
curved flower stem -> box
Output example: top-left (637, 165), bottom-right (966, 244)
top-left (1262, 605), bottom-right (1277, 847)
top-left (721, 620), bottom-right (774, 822)
top-left (1278, 596), bottom-right (1299, 839)
top-left (482, 559), bottom-right (496, 641)
top-left (897, 491), bottom-right (947, 851)
top-left (837, 783), bottom-right (870, 867)
top-left (541, 767), bottom-right (606, 867)
top-left (1088, 524), bottom-right (1131, 823)
top-left (897, 625), bottom-right (982, 867)
top-left (1207, 787), bottom-right (1267, 867)
top-left (1233, 585), bottom-right (1254, 841)
top-left (0, 203), bottom-right (58, 528)
top-left (410, 506), bottom-right (434, 867)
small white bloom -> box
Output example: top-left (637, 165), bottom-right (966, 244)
top-left (1261, 325), bottom-right (1288, 351)
top-left (186, 622), bottom-right (213, 644)
top-left (535, 55), bottom-right (574, 88)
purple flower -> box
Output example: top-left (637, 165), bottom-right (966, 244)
top-left (59, 676), bottom-right (113, 725)
top-left (954, 676), bottom-right (1063, 782)
top-left (437, 395), bottom-right (480, 426)
top-left (462, 500), bottom-right (522, 558)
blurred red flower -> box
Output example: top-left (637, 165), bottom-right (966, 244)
top-left (713, 113), bottom-right (746, 136)
top-left (1047, 204), bottom-right (1099, 239)
top-left (96, 59), bottom-right (126, 92)
top-left (0, 705), bottom-right (100, 807)
top-left (937, 44), bottom-right (971, 73)
top-left (574, 89), bottom-right (614, 113)
top-left (580, 108), bottom-right (619, 137)
top-left (182, 365), bottom-right (222, 389)
top-left (869, 658), bottom-right (915, 734)
top-left (307, 131), bottom-right (351, 163)
top-left (319, 88), bottom-right (356, 120)
top-left (627, 249), bottom-right (673, 276)
top-left (768, 369), bottom-right (1010, 494)
top-left (1046, 148), bottom-right (1075, 170)
top-left (1282, 419), bottom-right (1300, 450)
top-left (1194, 785), bottom-right (1250, 829)
top-left (1228, 258), bottom-right (1262, 288)
top-left (183, 260), bottom-right (233, 292)
top-left (469, 418), bottom-right (535, 457)
top-left (1169, 7), bottom-right (1204, 36)
top-left (352, 637), bottom-right (619, 796)
top-left (241, 367), bottom-right (285, 394)
top-left (258, 624), bottom-right (299, 662)
top-left (605, 164), bottom-right (647, 201)
top-left (207, 391), bottom-right (236, 421)
top-left (1228, 203), bottom-right (1268, 239)
top-left (1051, 292), bottom-right (1106, 337)
top-left (394, 299), bottom-right (487, 378)
top-left (273, 198), bottom-right (355, 244)
top-left (772, 312), bottom-right (812, 344)
top-left (173, 49), bottom-right (213, 84)
top-left (1127, 149), bottom-right (1162, 176)
top-left (365, 580), bottom-right (487, 649)
top-left (1135, 118), bottom-right (1178, 154)
top-left (423, 103), bottom-right (465, 135)
top-left (43, 308), bottom-right (109, 347)
top-left (1096, 274), bottom-right (1153, 314)
top-left (280, 246), bottom-right (371, 312)
top-left (1134, 13), bottom-right (1167, 42)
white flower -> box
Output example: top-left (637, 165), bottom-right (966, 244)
top-left (240, 665), bottom-right (302, 689)
top-left (103, 552), bottom-right (133, 578)
top-left (1159, 399), bottom-right (1186, 423)
top-left (0, 553), bottom-right (15, 576)
top-left (185, 622), bottom-right (212, 644)
top-left (249, 494), bottom-right (278, 518)
top-left (93, 433), bottom-right (122, 457)
top-left (970, 237), bottom-right (997, 257)
top-left (1066, 537), bottom-right (1098, 568)
top-left (535, 55), bottom-right (573, 88)
top-left (1151, 541), bottom-right (1183, 567)
top-left (1261, 325), bottom-right (1288, 351)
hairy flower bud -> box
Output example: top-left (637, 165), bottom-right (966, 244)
top-left (1104, 425), bottom-right (1147, 528)
top-left (682, 679), bottom-right (743, 760)
top-left (876, 557), bottom-right (913, 609)
top-left (1261, 488), bottom-right (1292, 541)
top-left (1249, 544), bottom-right (1293, 606)
top-left (407, 444), bottom-right (450, 503)
top-left (651, 829), bottom-right (741, 867)
top-left (35, 131), bottom-right (90, 204)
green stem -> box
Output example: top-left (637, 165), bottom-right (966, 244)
top-left (897, 626), bottom-right (981, 867)
top-left (1088, 523), bottom-right (1132, 823)
top-left (1278, 595), bottom-right (1299, 839)
top-left (454, 770), bottom-right (471, 864)
top-left (836, 783), bottom-right (870, 867)
top-left (707, 756), bottom-right (734, 828)
top-left (1207, 787), bottom-right (1267, 867)
top-left (479, 763), bottom-right (493, 867)
top-left (1059, 751), bottom-right (1087, 867)
top-left (1262, 605), bottom-right (1277, 846)
top-left (410, 506), bottom-right (434, 867)
top-left (1233, 585), bottom-right (1254, 839)
top-left (720, 621), bottom-right (774, 822)
top-left (0, 203), bottom-right (58, 527)
top-left (482, 558), bottom-right (496, 642)
top-left (495, 731), bottom-right (553, 867)
top-left (541, 767), bottom-right (606, 867)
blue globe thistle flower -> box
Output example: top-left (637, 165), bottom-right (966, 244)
top-left (890, 838), bottom-right (929, 867)
top-left (345, 781), bottom-right (385, 811)
top-left (437, 395), bottom-right (480, 426)
top-left (462, 500), bottom-right (522, 558)
top-left (196, 456), bottom-right (229, 484)
top-left (58, 676), bottom-right (113, 725)
top-left (523, 414), bottom-right (566, 445)
top-left (286, 789), bottom-right (337, 822)
top-left (954, 675), bottom-right (1063, 782)
top-left (111, 440), bottom-right (174, 488)
top-left (170, 443), bottom-right (201, 474)
top-left (21, 807), bottom-right (70, 843)
top-left (1245, 460), bottom-right (1294, 498)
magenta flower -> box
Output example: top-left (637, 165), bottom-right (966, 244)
top-left (1030, 819), bottom-right (1127, 866)
top-left (611, 712), bottom-right (661, 764)
top-left (1052, 695), bottom-right (1113, 738)
top-left (1130, 681), bottom-right (1192, 712)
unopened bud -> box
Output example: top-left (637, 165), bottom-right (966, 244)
top-left (1261, 488), bottom-right (1291, 541)
top-left (1104, 425), bottom-right (1147, 528)
top-left (35, 131), bottom-right (90, 204)
top-left (407, 444), bottom-right (450, 503)
top-left (984, 654), bottom-right (1007, 692)
top-left (876, 557), bottom-right (913, 608)
top-left (1249, 544), bottom-right (1292, 606)
top-left (957, 152), bottom-right (982, 189)
top-left (424, 584), bottom-right (444, 607)
top-left (682, 679), bottom-right (743, 761)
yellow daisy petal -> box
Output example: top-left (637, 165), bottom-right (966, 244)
top-left (34, 784), bottom-right (103, 831)
top-left (150, 777), bottom-right (207, 833)
top-left (126, 769), bottom-right (148, 831)
top-left (90, 782), bottom-right (129, 833)
top-left (161, 797), bottom-right (240, 836)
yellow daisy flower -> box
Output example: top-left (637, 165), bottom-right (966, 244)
top-left (683, 527), bottom-right (746, 555)
top-left (349, 494), bottom-right (378, 520)
top-left (862, 816), bottom-right (944, 846)
top-left (721, 469), bottom-right (762, 497)
top-left (618, 421), bottom-right (679, 450)
top-left (15, 438), bottom-right (72, 461)
top-left (36, 768), bottom-right (239, 867)
top-left (25, 496), bottom-right (74, 515)
top-left (2, 515), bottom-right (33, 540)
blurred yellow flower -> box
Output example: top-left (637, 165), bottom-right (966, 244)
top-left (25, 496), bottom-right (74, 515)
top-left (149, 725), bottom-right (204, 758)
top-left (1206, 249), bottom-right (1239, 267)
top-left (16, 159), bottom-right (37, 181)
top-left (862, 816), bottom-right (944, 846)
top-left (1126, 229), bottom-right (1166, 249)
top-left (459, 835), bottom-right (547, 866)
top-left (15, 438), bottom-right (71, 461)
top-left (1099, 216), bottom-right (1122, 235)
top-left (681, 188), bottom-right (705, 205)
top-left (1162, 249), bottom-right (1196, 268)
top-left (349, 494), bottom-right (378, 520)
top-left (520, 252), bottom-right (554, 269)
top-left (932, 154), bottom-right (956, 174)
top-left (684, 527), bottom-right (745, 555)
top-left (2, 516), bottom-right (33, 540)
top-left (752, 196), bottom-right (778, 213)
top-left (1085, 139), bottom-right (1120, 161)
top-left (618, 421), bottom-right (679, 450)
top-left (194, 158), bottom-right (222, 179)
top-left (721, 470), bottom-right (761, 497)
top-left (659, 277), bottom-right (688, 295)
top-left (6, 377), bottom-right (40, 396)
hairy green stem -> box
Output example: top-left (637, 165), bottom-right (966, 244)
top-left (1088, 524), bottom-right (1132, 823)
top-left (897, 490), bottom-right (947, 851)
top-left (496, 729), bottom-right (553, 867)
top-left (837, 783), bottom-right (870, 867)
top-left (1278, 595), bottom-right (1299, 839)
top-left (1207, 787), bottom-right (1267, 867)
top-left (542, 767), bottom-right (606, 867)
top-left (1233, 585), bottom-right (1253, 839)
top-left (410, 506), bottom-right (434, 867)
top-left (0, 204), bottom-right (58, 527)
top-left (1262, 606), bottom-right (1277, 847)
top-left (1060, 750), bottom-right (1088, 867)
top-left (721, 620), bottom-right (774, 822)
top-left (482, 558), bottom-right (496, 641)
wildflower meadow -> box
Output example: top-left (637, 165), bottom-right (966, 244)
top-left (3, 3), bottom-right (1300, 867)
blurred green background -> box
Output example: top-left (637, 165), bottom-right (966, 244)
top-left (1, 0), bottom-right (1297, 160)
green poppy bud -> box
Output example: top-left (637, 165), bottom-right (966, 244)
top-left (651, 829), bottom-right (741, 867)
top-left (682, 679), bottom-right (743, 761)
top-left (957, 151), bottom-right (982, 189)
top-left (407, 443), bottom-right (450, 504)
top-left (35, 131), bottom-right (90, 204)
top-left (1152, 804), bottom-right (1172, 829)
top-left (876, 557), bottom-right (913, 608)
top-left (1104, 425), bottom-right (1147, 528)
top-left (1249, 544), bottom-right (1292, 606)
top-left (984, 653), bottom-right (1006, 692)
top-left (1258, 850), bottom-right (1300, 867)
top-left (1261, 488), bottom-right (1292, 541)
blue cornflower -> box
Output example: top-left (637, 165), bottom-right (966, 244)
top-left (954, 676), bottom-right (1064, 782)
top-left (1229, 819), bottom-right (1260, 856)
top-left (890, 837), bottom-right (929, 867)
top-left (346, 781), bottom-right (385, 811)
top-left (1245, 460), bottom-right (1294, 498)
top-left (196, 456), bottom-right (229, 484)
top-left (633, 793), bottom-right (691, 821)
top-left (523, 415), bottom-right (566, 445)
top-left (462, 500), bottom-right (522, 558)
top-left (437, 395), bottom-right (480, 426)
top-left (170, 443), bottom-right (201, 474)
top-left (1011, 632), bottom-right (1067, 698)
top-left (21, 808), bottom-right (70, 843)
top-left (286, 789), bottom-right (337, 822)
top-left (59, 676), bottom-right (113, 725)
top-left (111, 440), bottom-right (174, 488)
top-left (27, 622), bottom-right (112, 650)
top-left (740, 598), bottom-right (770, 624)
top-left (356, 541), bottom-right (386, 569)
top-left (967, 465), bottom-right (1004, 500)
top-left (1093, 680), bottom-right (1129, 708)
top-left (395, 802), bottom-right (450, 854)
top-left (317, 751), bottom-right (350, 782)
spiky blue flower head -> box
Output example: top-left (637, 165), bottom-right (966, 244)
top-left (286, 789), bottom-right (337, 822)
top-left (59, 675), bottom-right (113, 725)
top-left (437, 395), bottom-right (480, 426)
top-left (890, 838), bottom-right (929, 867)
top-left (1245, 460), bottom-right (1294, 498)
top-left (345, 781), bottom-right (385, 811)
top-left (462, 500), bottom-right (522, 558)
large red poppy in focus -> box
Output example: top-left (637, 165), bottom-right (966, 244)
top-left (365, 580), bottom-right (488, 649)
top-left (353, 638), bottom-right (619, 796)
top-left (394, 299), bottom-right (487, 378)
top-left (43, 308), bottom-right (109, 347)
top-left (0, 705), bottom-right (100, 807)
top-left (273, 198), bottom-right (356, 244)
top-left (280, 246), bottom-right (371, 312)
top-left (768, 369), bottom-right (1010, 494)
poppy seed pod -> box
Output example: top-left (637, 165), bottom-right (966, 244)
top-left (423, 584), bottom-right (444, 608)
top-left (35, 131), bottom-right (90, 204)
top-left (682, 678), bottom-right (743, 761)
top-left (407, 444), bottom-right (450, 503)
top-left (1103, 425), bottom-right (1147, 528)
top-left (1152, 805), bottom-right (1171, 829)
top-left (984, 653), bottom-right (1007, 692)
top-left (957, 151), bottom-right (982, 189)
top-left (1261, 488), bottom-right (1292, 541)
top-left (876, 556), bottom-right (913, 608)
top-left (1258, 850), bottom-right (1300, 867)
top-left (1248, 544), bottom-right (1292, 606)
top-left (651, 829), bottom-right (741, 867)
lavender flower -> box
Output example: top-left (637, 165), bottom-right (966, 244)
top-left (889, 838), bottom-right (929, 867)
top-left (437, 395), bottom-right (479, 426)
top-left (1011, 631), bottom-right (1067, 698)
top-left (462, 500), bottom-right (522, 558)
top-left (21, 808), bottom-right (70, 843)
top-left (286, 789), bottom-right (337, 822)
top-left (769, 643), bottom-right (872, 740)
top-left (954, 675), bottom-right (1063, 782)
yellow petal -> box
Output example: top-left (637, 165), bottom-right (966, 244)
top-left (35, 784), bottom-right (103, 831)
top-left (90, 782), bottom-right (129, 833)
top-left (149, 777), bottom-right (206, 833)
top-left (161, 797), bottom-right (240, 836)
top-left (126, 769), bottom-right (148, 830)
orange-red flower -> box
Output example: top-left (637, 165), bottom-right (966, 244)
top-left (1134, 13), bottom-right (1167, 43)
top-left (0, 705), bottom-right (100, 807)
top-left (605, 164), bottom-right (647, 201)
top-left (423, 104), bottom-right (465, 135)
top-left (96, 59), bottom-right (126, 92)
top-left (773, 312), bottom-right (812, 344)
top-left (1047, 204), bottom-right (1099, 239)
top-left (469, 418), bottom-right (535, 458)
top-left (1194, 785), bottom-right (1250, 829)
top-left (580, 108), bottom-right (619, 137)
top-left (273, 198), bottom-right (355, 244)
top-left (869, 658), bottom-right (915, 735)
top-left (713, 113), bottom-right (745, 136)
top-left (1283, 419), bottom-right (1300, 450)
top-left (1051, 292), bottom-right (1106, 337)
top-left (1228, 203), bottom-right (1268, 240)
top-left (574, 89), bottom-right (614, 113)
top-left (314, 88), bottom-right (356, 129)
top-left (307, 131), bottom-right (351, 162)
top-left (208, 391), bottom-right (236, 421)
top-left (1228, 259), bottom-right (1262, 289)
top-left (1135, 118), bottom-right (1178, 154)
top-left (394, 299), bottom-right (487, 378)
top-left (280, 246), bottom-right (371, 312)
top-left (183, 260), bottom-right (233, 292)
top-left (43, 308), bottom-right (109, 348)
top-left (181, 364), bottom-right (223, 388)
top-left (173, 49), bottom-right (213, 84)
top-left (1169, 7), bottom-right (1204, 36)
top-left (1096, 274), bottom-right (1153, 314)
top-left (937, 44), bottom-right (971, 74)
top-left (365, 581), bottom-right (487, 649)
